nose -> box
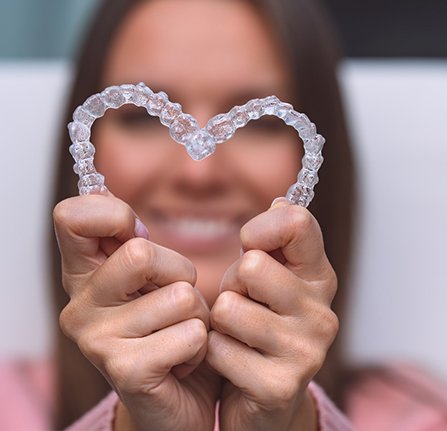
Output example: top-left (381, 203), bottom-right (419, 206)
top-left (168, 100), bottom-right (234, 199)
top-left (171, 141), bottom-right (231, 199)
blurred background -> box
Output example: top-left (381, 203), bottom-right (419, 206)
top-left (1, 0), bottom-right (446, 381)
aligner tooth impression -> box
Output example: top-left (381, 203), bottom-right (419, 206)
top-left (68, 83), bottom-right (325, 207)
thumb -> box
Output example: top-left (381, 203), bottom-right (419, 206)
top-left (269, 196), bottom-right (292, 211)
top-left (241, 197), bottom-right (328, 280)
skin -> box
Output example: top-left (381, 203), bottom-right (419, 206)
top-left (53, 1), bottom-right (338, 430)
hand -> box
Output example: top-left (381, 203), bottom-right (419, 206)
top-left (53, 194), bottom-right (221, 431)
top-left (206, 199), bottom-right (338, 431)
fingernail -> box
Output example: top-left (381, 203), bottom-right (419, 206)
top-left (134, 218), bottom-right (149, 239)
top-left (270, 197), bottom-right (290, 209)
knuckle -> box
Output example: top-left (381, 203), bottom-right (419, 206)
top-left (237, 249), bottom-right (266, 282)
top-left (185, 318), bottom-right (208, 346)
top-left (210, 290), bottom-right (239, 329)
top-left (76, 326), bottom-right (107, 365)
top-left (321, 309), bottom-right (339, 342)
top-left (300, 341), bottom-right (327, 378)
top-left (310, 302), bottom-right (339, 342)
top-left (59, 296), bottom-right (89, 340)
top-left (287, 205), bottom-right (314, 233)
top-left (65, 304), bottom-right (110, 366)
top-left (122, 237), bottom-right (153, 271)
top-left (52, 201), bottom-right (66, 226)
top-left (53, 198), bottom-right (76, 228)
top-left (325, 267), bottom-right (338, 299)
top-left (59, 302), bottom-right (77, 339)
top-left (171, 282), bottom-right (199, 314)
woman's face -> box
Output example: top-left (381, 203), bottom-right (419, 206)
top-left (94, 0), bottom-right (300, 306)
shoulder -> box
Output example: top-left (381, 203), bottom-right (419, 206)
top-left (345, 363), bottom-right (447, 431)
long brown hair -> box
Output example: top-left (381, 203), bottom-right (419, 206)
top-left (49, 0), bottom-right (355, 427)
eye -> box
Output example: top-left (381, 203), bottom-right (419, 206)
top-left (109, 106), bottom-right (161, 131)
top-left (240, 116), bottom-right (289, 135)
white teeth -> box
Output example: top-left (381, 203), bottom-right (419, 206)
top-left (166, 217), bottom-right (234, 239)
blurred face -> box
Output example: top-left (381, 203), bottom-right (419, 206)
top-left (94, 0), bottom-right (300, 305)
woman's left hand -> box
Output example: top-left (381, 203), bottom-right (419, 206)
top-left (206, 199), bottom-right (339, 431)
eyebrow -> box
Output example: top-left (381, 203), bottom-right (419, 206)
top-left (120, 80), bottom-right (292, 113)
top-left (223, 86), bottom-right (290, 106)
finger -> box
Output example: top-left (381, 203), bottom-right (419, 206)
top-left (151, 319), bottom-right (208, 380)
top-left (105, 318), bottom-right (208, 394)
top-left (207, 331), bottom-right (276, 402)
top-left (171, 347), bottom-right (208, 380)
top-left (220, 249), bottom-right (316, 313)
top-left (210, 291), bottom-right (288, 355)
top-left (240, 200), bottom-right (332, 281)
top-left (210, 289), bottom-right (339, 361)
top-left (132, 318), bottom-right (208, 381)
top-left (82, 238), bottom-right (197, 302)
top-left (109, 282), bottom-right (209, 337)
top-left (53, 194), bottom-right (145, 274)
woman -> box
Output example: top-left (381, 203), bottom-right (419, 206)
top-left (49, 0), bottom-right (446, 430)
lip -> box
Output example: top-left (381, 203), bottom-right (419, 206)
top-left (145, 208), bottom-right (247, 253)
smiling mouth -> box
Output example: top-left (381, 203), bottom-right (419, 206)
top-left (166, 217), bottom-right (237, 238)
top-left (147, 210), bottom-right (243, 252)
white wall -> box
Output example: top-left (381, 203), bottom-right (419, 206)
top-left (1, 60), bottom-right (446, 380)
top-left (0, 61), bottom-right (70, 359)
top-left (340, 60), bottom-right (447, 379)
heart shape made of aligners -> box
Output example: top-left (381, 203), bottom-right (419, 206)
top-left (68, 82), bottom-right (325, 207)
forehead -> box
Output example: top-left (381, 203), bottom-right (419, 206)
top-left (103, 0), bottom-right (291, 102)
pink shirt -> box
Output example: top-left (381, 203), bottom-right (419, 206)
top-left (0, 358), bottom-right (54, 431)
top-left (2, 360), bottom-right (446, 430)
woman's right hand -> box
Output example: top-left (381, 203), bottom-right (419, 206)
top-left (53, 194), bottom-right (220, 431)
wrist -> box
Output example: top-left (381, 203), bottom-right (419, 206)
top-left (114, 400), bottom-right (139, 431)
top-left (288, 388), bottom-right (318, 431)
